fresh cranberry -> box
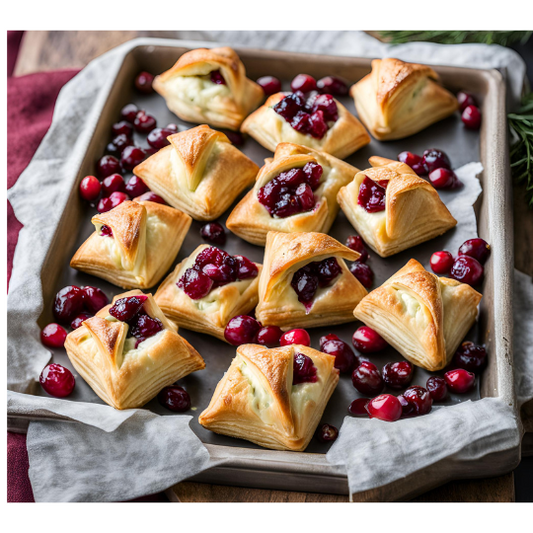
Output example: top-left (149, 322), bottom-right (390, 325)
top-left (97, 197), bottom-right (113, 213)
top-left (71, 313), bottom-right (92, 330)
top-left (224, 315), bottom-right (261, 345)
top-left (295, 182), bottom-right (315, 210)
top-left (293, 352), bottom-right (318, 384)
top-left (121, 145), bottom-right (146, 171)
top-left (121, 103), bottom-right (140, 123)
top-left (257, 75), bottom-right (281, 95)
top-left (108, 191), bottom-right (129, 209)
top-left (316, 258), bottom-right (342, 287)
top-left (224, 131), bottom-right (245, 145)
top-left (100, 225), bottom-right (113, 237)
top-left (40, 364), bottom-right (75, 398)
top-left (450, 255), bottom-right (483, 285)
top-left (210, 70), bottom-right (226, 85)
top-left (358, 176), bottom-right (386, 213)
top-left (426, 376), bottom-right (448, 401)
top-left (124, 176), bottom-right (149, 198)
top-left (310, 94), bottom-right (338, 121)
top-left (397, 394), bottom-right (415, 417)
top-left (319, 334), bottom-right (357, 373)
top-left (307, 110), bottom-right (329, 139)
top-left (82, 286), bottom-right (109, 314)
top-left (351, 361), bottom-right (384, 396)
top-left (135, 192), bottom-right (166, 204)
top-left (452, 341), bottom-right (487, 373)
top-left (134, 111), bottom-right (157, 133)
top-left (194, 246), bottom-right (227, 269)
top-left (317, 423), bottom-right (338, 443)
top-left (147, 127), bottom-right (174, 150)
top-left (41, 323), bottom-right (68, 348)
top-left (165, 123), bottom-right (178, 132)
top-left (200, 222), bottom-right (226, 244)
top-left (422, 149), bottom-right (451, 173)
top-left (291, 74), bottom-right (317, 93)
top-left (109, 295), bottom-right (147, 322)
top-left (112, 121), bottom-right (134, 137)
top-left (53, 285), bottom-right (84, 323)
top-left (398, 151), bottom-right (424, 172)
top-left (273, 93), bottom-right (306, 122)
top-left (234, 255), bottom-right (258, 280)
top-left (303, 162), bottom-right (322, 190)
top-left (135, 71), bottom-right (154, 93)
top-left (110, 133), bottom-right (134, 154)
top-left (401, 386), bottom-right (432, 416)
top-left (457, 91), bottom-right (477, 111)
top-left (280, 329), bottom-right (311, 347)
top-left (382, 361), bottom-right (414, 389)
top-left (430, 251), bottom-right (454, 274)
top-left (257, 325), bottom-right (283, 347)
top-left (428, 168), bottom-right (457, 189)
top-left (158, 386), bottom-right (191, 412)
top-left (178, 268), bottom-right (214, 300)
top-left (444, 368), bottom-right (476, 393)
top-left (366, 394), bottom-right (402, 422)
top-left (349, 262), bottom-right (373, 288)
top-left (130, 313), bottom-right (163, 340)
top-left (317, 76), bottom-right (348, 96)
top-left (352, 326), bottom-right (388, 353)
top-left (96, 155), bottom-right (121, 179)
top-left (79, 175), bottom-right (101, 202)
top-left (345, 235), bottom-right (368, 263)
top-left (101, 174), bottom-right (125, 197)
top-left (348, 398), bottom-right (370, 417)
top-left (458, 238), bottom-right (491, 265)
top-left (462, 105), bottom-right (481, 130)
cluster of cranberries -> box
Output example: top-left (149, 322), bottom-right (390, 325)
top-left (430, 237), bottom-right (490, 286)
top-left (256, 73), bottom-right (348, 98)
top-left (457, 91), bottom-right (482, 130)
top-left (258, 162), bottom-right (322, 218)
top-left (346, 235), bottom-right (374, 289)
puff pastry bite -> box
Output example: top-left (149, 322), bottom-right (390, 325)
top-left (154, 245), bottom-right (262, 341)
top-left (354, 259), bottom-right (482, 371)
top-left (241, 91), bottom-right (370, 159)
top-left (70, 200), bottom-right (191, 289)
top-left (199, 343), bottom-right (339, 451)
top-left (337, 156), bottom-right (457, 257)
top-left (226, 143), bottom-right (359, 246)
top-left (256, 231), bottom-right (367, 329)
top-left (153, 47), bottom-right (264, 131)
top-left (64, 290), bottom-right (205, 410)
top-left (350, 58), bottom-right (458, 141)
top-left (133, 125), bottom-right (259, 221)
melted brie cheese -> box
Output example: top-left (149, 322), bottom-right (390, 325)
top-left (165, 75), bottom-right (231, 109)
top-left (395, 289), bottom-right (428, 329)
top-left (291, 380), bottom-right (321, 415)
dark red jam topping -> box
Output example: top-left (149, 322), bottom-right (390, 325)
top-left (210, 70), bottom-right (226, 85)
top-left (357, 176), bottom-right (387, 213)
top-left (100, 225), bottom-right (113, 237)
top-left (293, 352), bottom-right (318, 385)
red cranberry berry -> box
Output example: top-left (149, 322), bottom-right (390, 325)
top-left (125, 176), bottom-right (149, 198)
top-left (158, 386), bottom-right (191, 412)
top-left (352, 326), bottom-right (388, 353)
top-left (458, 238), bottom-right (491, 265)
top-left (401, 386), bottom-right (432, 417)
top-left (457, 91), bottom-right (477, 112)
top-left (53, 285), bottom-right (84, 323)
top-left (293, 352), bottom-right (318, 384)
top-left (135, 192), bottom-right (166, 204)
top-left (82, 286), bottom-right (109, 314)
top-left (100, 225), bottom-right (113, 237)
top-left (311, 94), bottom-right (338, 121)
top-left (101, 174), bottom-right (125, 196)
top-left (291, 74), bottom-right (317, 93)
top-left (352, 361), bottom-right (384, 396)
top-left (97, 155), bottom-right (121, 179)
top-left (452, 341), bottom-right (487, 373)
top-left (134, 111), bottom-right (157, 133)
top-left (178, 268), bottom-right (214, 300)
top-left (422, 149), bottom-right (451, 173)
top-left (135, 71), bottom-right (154, 93)
top-left (200, 222), bottom-right (226, 245)
top-left (40, 364), bottom-right (75, 398)
top-left (41, 323), bottom-right (68, 348)
top-left (382, 361), bottom-right (414, 389)
top-left (426, 376), bottom-right (448, 402)
top-left (280, 328), bottom-right (311, 347)
top-left (317, 76), bottom-right (348, 96)
top-left (257, 325), bottom-right (283, 347)
top-left (430, 251), bottom-right (454, 274)
top-left (165, 123), bottom-right (178, 132)
top-left (108, 191), bottom-right (129, 209)
top-left (147, 127), bottom-right (174, 150)
top-left (348, 398), bottom-right (370, 417)
top-left (319, 334), bottom-right (357, 373)
top-left (224, 315), bottom-right (261, 345)
top-left (398, 151), bottom-right (425, 173)
top-left (129, 313), bottom-right (163, 340)
top-left (307, 110), bottom-right (328, 139)
top-left (450, 255), bottom-right (483, 285)
top-left (345, 235), bottom-right (368, 263)
top-left (121, 145), bottom-right (146, 171)
top-left (358, 176), bottom-right (386, 213)
top-left (210, 70), bottom-right (226, 85)
top-left (234, 255), bottom-right (258, 280)
top-left (273, 93), bottom-right (306, 122)
top-left (366, 394), bottom-right (402, 422)
top-left (257, 75), bottom-right (282, 95)
top-left (428, 168), bottom-right (457, 189)
top-left (121, 103), bottom-right (140, 123)
top-left (79, 175), bottom-right (101, 202)
top-left (109, 295), bottom-right (147, 322)
top-left (462, 105), bottom-right (481, 130)
top-left (112, 121), bottom-right (134, 137)
top-left (349, 262), bottom-right (374, 288)
top-left (444, 368), bottom-right (476, 393)
top-left (71, 312), bottom-right (92, 330)
top-left (97, 197), bottom-right (113, 213)
top-left (317, 423), bottom-right (338, 443)
top-left (110, 133), bottom-right (134, 154)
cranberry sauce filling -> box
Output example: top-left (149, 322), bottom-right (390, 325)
top-left (272, 92), bottom-right (338, 139)
top-left (210, 70), bottom-right (226, 85)
top-left (257, 162), bottom-right (322, 218)
top-left (293, 352), bottom-right (318, 385)
top-left (178, 247), bottom-right (258, 300)
top-left (291, 257), bottom-right (342, 311)
top-left (357, 176), bottom-right (387, 213)
top-left (100, 225), bottom-right (113, 237)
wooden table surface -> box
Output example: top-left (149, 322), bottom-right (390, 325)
top-left (13, 30), bottom-right (533, 503)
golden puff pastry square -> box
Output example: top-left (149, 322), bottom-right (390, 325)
top-left (337, 156), bottom-right (457, 257)
top-left (226, 143), bottom-right (359, 246)
top-left (64, 290), bottom-right (205, 410)
top-left (133, 125), bottom-right (259, 221)
top-left (350, 58), bottom-right (458, 141)
top-left (70, 200), bottom-right (192, 290)
top-left (241, 92), bottom-right (370, 159)
top-left (354, 259), bottom-right (482, 371)
top-left (198, 343), bottom-right (339, 451)
top-left (154, 245), bottom-right (262, 342)
top-left (256, 231), bottom-right (367, 329)
top-left (153, 46), bottom-right (264, 131)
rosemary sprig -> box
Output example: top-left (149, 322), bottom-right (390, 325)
top-left (378, 31), bottom-right (532, 47)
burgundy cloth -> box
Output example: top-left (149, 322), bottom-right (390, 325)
top-left (7, 32), bottom-right (24, 77)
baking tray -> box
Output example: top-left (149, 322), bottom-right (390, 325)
top-left (8, 39), bottom-right (517, 500)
